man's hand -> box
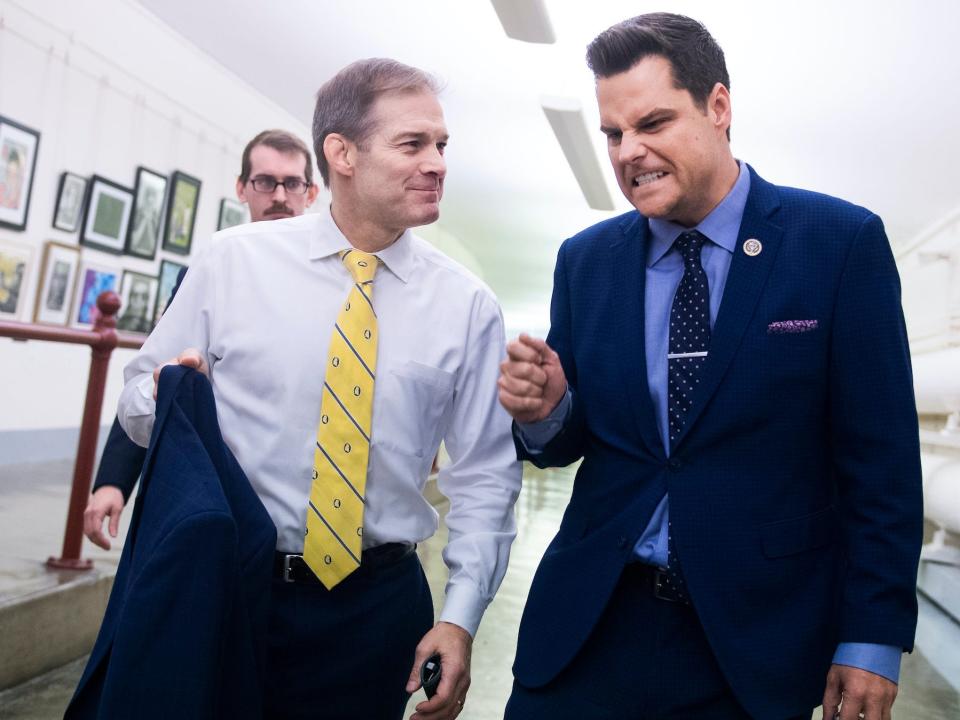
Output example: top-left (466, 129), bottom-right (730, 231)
top-left (498, 334), bottom-right (567, 424)
top-left (822, 664), bottom-right (898, 720)
top-left (406, 621), bottom-right (472, 720)
top-left (152, 348), bottom-right (208, 399)
top-left (83, 486), bottom-right (126, 550)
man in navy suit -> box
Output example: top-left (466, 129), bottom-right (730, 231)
top-left (84, 129), bottom-right (318, 547)
top-left (498, 13), bottom-right (922, 720)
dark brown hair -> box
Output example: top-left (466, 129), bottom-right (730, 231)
top-left (587, 13), bottom-right (730, 138)
top-left (239, 129), bottom-right (314, 185)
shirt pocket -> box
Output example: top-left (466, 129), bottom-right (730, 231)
top-left (374, 361), bottom-right (455, 459)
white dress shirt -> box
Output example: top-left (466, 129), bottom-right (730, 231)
top-left (118, 208), bottom-right (522, 636)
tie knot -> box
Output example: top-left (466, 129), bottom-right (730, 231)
top-left (341, 250), bottom-right (379, 284)
top-left (675, 231), bottom-right (707, 265)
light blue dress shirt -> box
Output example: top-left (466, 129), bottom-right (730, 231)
top-left (518, 162), bottom-right (901, 683)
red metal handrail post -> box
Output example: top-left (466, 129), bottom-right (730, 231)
top-left (47, 291), bottom-right (121, 570)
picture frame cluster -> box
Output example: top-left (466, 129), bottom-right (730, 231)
top-left (0, 112), bottom-right (249, 335)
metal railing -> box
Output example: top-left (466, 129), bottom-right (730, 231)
top-left (0, 291), bottom-right (143, 570)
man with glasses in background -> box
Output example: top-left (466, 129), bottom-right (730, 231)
top-left (236, 129), bottom-right (320, 222)
top-left (84, 129), bottom-right (318, 548)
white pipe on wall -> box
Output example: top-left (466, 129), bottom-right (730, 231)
top-left (912, 346), bottom-right (960, 416)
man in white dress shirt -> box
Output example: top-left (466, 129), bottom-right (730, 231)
top-left (115, 59), bottom-right (521, 720)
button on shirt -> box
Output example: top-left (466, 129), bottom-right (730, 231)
top-left (118, 208), bottom-right (522, 636)
top-left (518, 161), bottom-right (901, 681)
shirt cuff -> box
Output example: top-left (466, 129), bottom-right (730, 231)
top-left (515, 389), bottom-right (572, 452)
top-left (438, 581), bottom-right (488, 638)
top-left (832, 643), bottom-right (902, 684)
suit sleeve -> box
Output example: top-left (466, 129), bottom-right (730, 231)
top-left (92, 417), bottom-right (146, 501)
top-left (828, 212), bottom-right (923, 651)
top-left (512, 239), bottom-right (588, 468)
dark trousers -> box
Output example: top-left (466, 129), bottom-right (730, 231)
top-left (263, 550), bottom-right (433, 720)
top-left (505, 563), bottom-right (813, 720)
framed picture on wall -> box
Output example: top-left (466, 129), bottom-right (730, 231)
top-left (34, 241), bottom-right (80, 325)
top-left (217, 198), bottom-right (248, 230)
top-left (52, 172), bottom-right (88, 233)
top-left (125, 167), bottom-right (167, 260)
top-left (162, 171), bottom-right (201, 255)
top-left (154, 258), bottom-right (187, 325)
top-left (116, 269), bottom-right (158, 335)
top-left (71, 259), bottom-right (120, 328)
top-left (80, 175), bottom-right (134, 254)
top-left (0, 239), bottom-right (35, 320)
top-left (0, 115), bottom-right (41, 232)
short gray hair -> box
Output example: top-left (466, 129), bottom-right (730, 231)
top-left (312, 58), bottom-right (441, 187)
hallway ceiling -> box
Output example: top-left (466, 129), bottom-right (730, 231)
top-left (138, 0), bottom-right (960, 332)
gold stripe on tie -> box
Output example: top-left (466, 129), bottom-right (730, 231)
top-left (303, 250), bottom-right (379, 589)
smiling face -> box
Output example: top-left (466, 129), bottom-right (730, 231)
top-left (598, 55), bottom-right (737, 227)
top-left (344, 89), bottom-right (448, 235)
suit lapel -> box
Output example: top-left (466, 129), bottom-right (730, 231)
top-left (670, 169), bottom-right (784, 450)
top-left (610, 213), bottom-right (666, 459)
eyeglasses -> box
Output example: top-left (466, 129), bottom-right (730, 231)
top-left (249, 176), bottom-right (310, 194)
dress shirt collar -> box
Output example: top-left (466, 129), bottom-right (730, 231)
top-left (308, 205), bottom-right (413, 283)
top-left (647, 160), bottom-right (751, 268)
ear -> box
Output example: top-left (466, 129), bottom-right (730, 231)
top-left (236, 177), bottom-right (248, 203)
top-left (708, 82), bottom-right (732, 138)
top-left (323, 133), bottom-right (355, 180)
top-left (305, 183), bottom-right (320, 208)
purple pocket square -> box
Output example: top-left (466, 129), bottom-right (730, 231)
top-left (767, 319), bottom-right (818, 334)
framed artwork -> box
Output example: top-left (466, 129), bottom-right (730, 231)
top-left (116, 270), bottom-right (158, 335)
top-left (162, 171), bottom-right (201, 255)
top-left (71, 259), bottom-right (120, 328)
top-left (34, 241), bottom-right (80, 325)
top-left (80, 175), bottom-right (134, 254)
top-left (217, 197), bottom-right (248, 230)
top-left (0, 239), bottom-right (35, 320)
top-left (154, 259), bottom-right (187, 325)
top-left (125, 167), bottom-right (167, 260)
top-left (52, 172), bottom-right (88, 233)
top-left (0, 116), bottom-right (41, 232)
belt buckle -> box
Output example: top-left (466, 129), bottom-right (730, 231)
top-left (653, 568), bottom-right (681, 603)
top-left (282, 554), bottom-right (301, 583)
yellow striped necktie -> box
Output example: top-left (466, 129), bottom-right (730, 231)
top-left (303, 250), bottom-right (379, 589)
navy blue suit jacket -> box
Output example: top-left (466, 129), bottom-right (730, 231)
top-left (94, 267), bottom-right (188, 500)
top-left (67, 366), bottom-right (276, 719)
top-left (513, 167), bottom-right (922, 718)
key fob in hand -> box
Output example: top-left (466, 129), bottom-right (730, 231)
top-left (420, 654), bottom-right (442, 699)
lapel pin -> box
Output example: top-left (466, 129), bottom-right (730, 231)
top-left (743, 238), bottom-right (762, 257)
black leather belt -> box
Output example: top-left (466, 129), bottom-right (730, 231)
top-left (273, 543), bottom-right (416, 584)
top-left (625, 562), bottom-right (692, 605)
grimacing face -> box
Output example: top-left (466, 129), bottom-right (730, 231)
top-left (236, 144), bottom-right (318, 222)
top-left (348, 90), bottom-right (448, 235)
top-left (597, 55), bottom-right (734, 227)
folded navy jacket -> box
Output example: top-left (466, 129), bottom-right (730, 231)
top-left (66, 365), bottom-right (276, 719)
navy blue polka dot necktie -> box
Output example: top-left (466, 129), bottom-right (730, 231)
top-left (663, 230), bottom-right (711, 603)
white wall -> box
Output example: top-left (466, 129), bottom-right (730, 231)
top-left (0, 0), bottom-right (316, 438)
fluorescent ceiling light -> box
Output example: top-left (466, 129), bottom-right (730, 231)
top-left (489, 0), bottom-right (556, 44)
top-left (541, 95), bottom-right (615, 211)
